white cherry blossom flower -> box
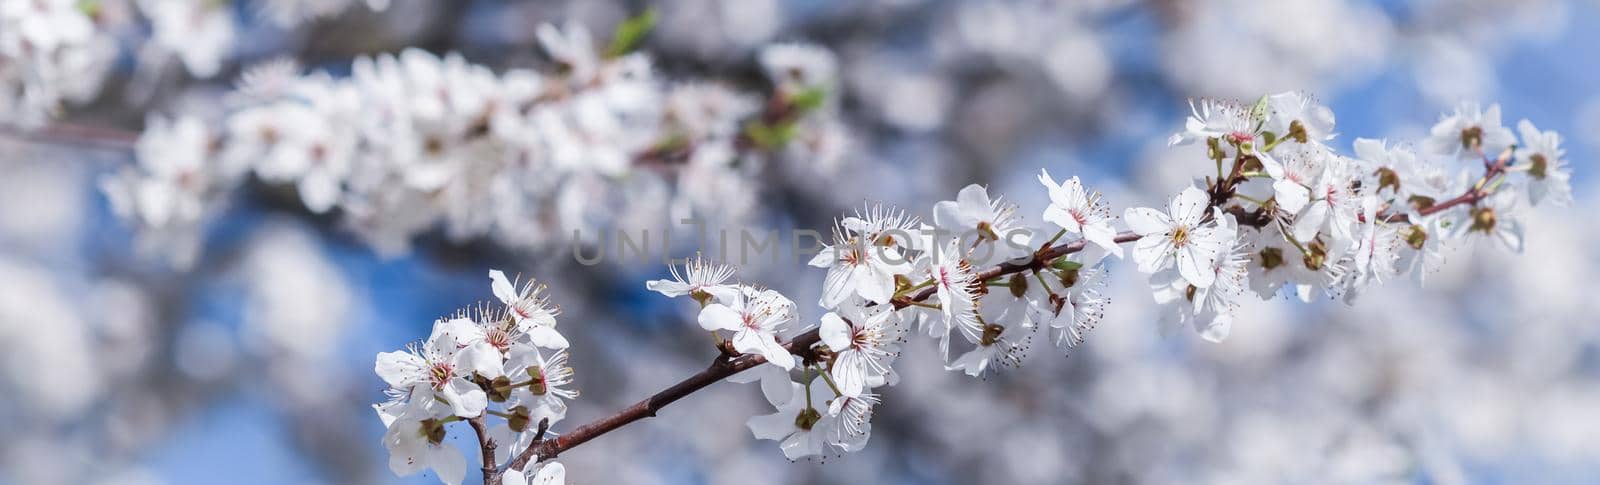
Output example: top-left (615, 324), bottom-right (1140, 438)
top-left (698, 287), bottom-right (796, 369)
top-left (1261, 143), bottom-right (1331, 215)
top-left (925, 241), bottom-right (982, 355)
top-left (1044, 264), bottom-right (1109, 353)
top-left (374, 318), bottom-right (501, 417)
top-left (1265, 91), bottom-right (1336, 145)
top-left (747, 379), bottom-right (837, 460)
top-left (489, 270), bottom-right (568, 350)
top-left (1168, 98), bottom-right (1262, 149)
top-left (820, 298), bottom-right (903, 397)
top-left (1291, 156), bottom-right (1363, 246)
top-left (1515, 119), bottom-right (1573, 207)
top-left (1157, 213), bottom-right (1245, 342)
top-left (1125, 187), bottom-right (1226, 288)
top-left (139, 0), bottom-right (234, 78)
top-left (1424, 101), bottom-right (1515, 161)
top-left (945, 309), bottom-right (1027, 377)
top-left (1446, 189), bottom-right (1523, 253)
top-left (1346, 196), bottom-right (1403, 295)
top-left (760, 43), bottom-right (837, 92)
top-left (645, 254), bottom-right (740, 304)
top-left (380, 410), bottom-right (468, 485)
top-left (810, 209), bottom-right (917, 308)
top-left (1038, 169), bottom-right (1123, 258)
top-left (504, 345), bottom-right (579, 426)
top-left (933, 184), bottom-right (1031, 262)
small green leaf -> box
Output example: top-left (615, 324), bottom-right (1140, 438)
top-left (606, 9), bottom-right (658, 58)
top-left (789, 86), bottom-right (828, 113)
top-left (1249, 94), bottom-right (1270, 127)
top-left (744, 120), bottom-right (796, 149)
top-left (1051, 258), bottom-right (1083, 271)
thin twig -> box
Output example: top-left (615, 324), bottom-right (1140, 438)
top-left (0, 122), bottom-right (140, 152)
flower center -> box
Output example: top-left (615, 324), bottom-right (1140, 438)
top-left (429, 362), bottom-right (455, 390)
top-left (1171, 226), bottom-right (1190, 247)
top-left (1459, 126), bottom-right (1483, 150)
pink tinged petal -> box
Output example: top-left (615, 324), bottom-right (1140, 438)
top-left (1123, 207), bottom-right (1172, 236)
top-left (1042, 205), bottom-right (1081, 233)
top-left (697, 304), bottom-right (744, 332)
top-left (526, 326), bottom-right (570, 350)
top-left (489, 270), bottom-right (518, 304)
top-left (1274, 180), bottom-right (1310, 214)
top-left (820, 312), bottom-right (852, 350)
top-left (1169, 187), bottom-right (1210, 226)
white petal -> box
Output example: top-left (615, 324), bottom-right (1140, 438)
top-left (532, 462), bottom-right (566, 485)
top-left (526, 326), bottom-right (570, 350)
top-left (375, 351), bottom-right (425, 388)
top-left (819, 312), bottom-right (852, 350)
top-left (1169, 187), bottom-right (1210, 225)
top-left (1123, 207), bottom-right (1172, 236)
top-left (1177, 246), bottom-right (1216, 288)
top-left (697, 304), bottom-right (743, 332)
top-left (490, 270), bottom-right (518, 304)
top-left (1273, 180), bottom-right (1311, 215)
top-left (429, 442), bottom-right (467, 485)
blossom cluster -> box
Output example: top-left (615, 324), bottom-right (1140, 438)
top-left (1, 0), bottom-right (388, 128)
top-left (0, 0), bottom-right (115, 128)
top-left (374, 271), bottom-right (572, 485)
top-left (101, 18), bottom-right (844, 267)
top-left (375, 93), bottom-right (1569, 480)
top-left (643, 93), bottom-right (1572, 461)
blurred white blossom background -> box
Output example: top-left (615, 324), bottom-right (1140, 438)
top-left (1, 0), bottom-right (1598, 483)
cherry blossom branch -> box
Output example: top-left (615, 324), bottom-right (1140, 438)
top-left (0, 122), bottom-right (140, 152)
top-left (496, 149), bottom-right (1515, 477)
top-left (467, 416), bottom-right (500, 485)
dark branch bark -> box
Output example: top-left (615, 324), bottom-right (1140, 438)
top-left (468, 416), bottom-right (500, 485)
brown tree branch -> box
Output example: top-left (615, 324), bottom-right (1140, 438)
top-left (467, 416), bottom-right (499, 485)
